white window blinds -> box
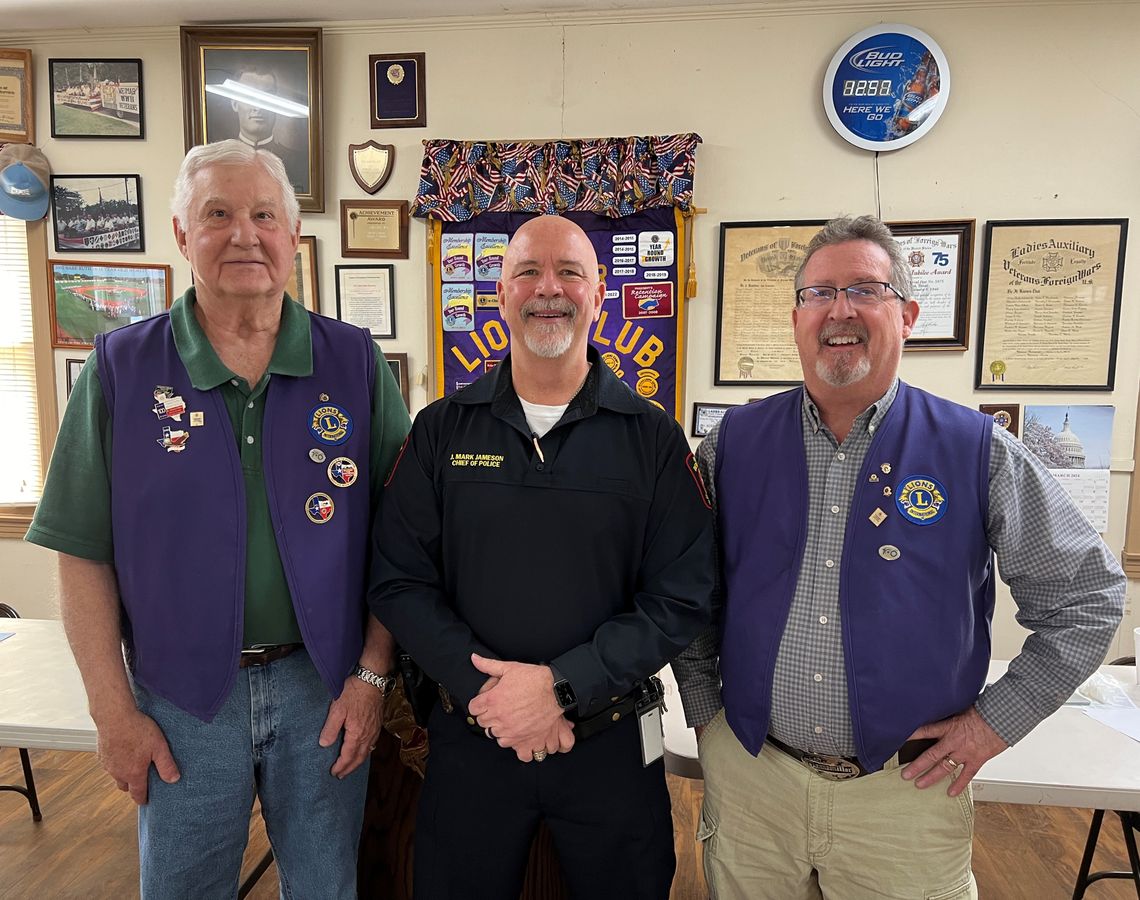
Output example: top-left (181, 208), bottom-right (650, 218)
top-left (0, 213), bottom-right (43, 504)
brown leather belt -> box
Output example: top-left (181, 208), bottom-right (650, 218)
top-left (767, 735), bottom-right (937, 781)
top-left (239, 643), bottom-right (303, 669)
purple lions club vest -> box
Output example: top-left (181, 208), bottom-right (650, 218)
top-left (97, 309), bottom-right (375, 721)
top-left (716, 382), bottom-right (995, 771)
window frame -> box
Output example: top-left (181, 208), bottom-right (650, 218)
top-left (0, 219), bottom-right (59, 538)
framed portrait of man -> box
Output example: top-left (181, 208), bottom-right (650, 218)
top-left (180, 27), bottom-right (323, 212)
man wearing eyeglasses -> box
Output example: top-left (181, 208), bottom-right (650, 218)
top-left (674, 215), bottom-right (1124, 899)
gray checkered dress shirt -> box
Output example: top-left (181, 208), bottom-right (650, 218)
top-left (673, 380), bottom-right (1125, 754)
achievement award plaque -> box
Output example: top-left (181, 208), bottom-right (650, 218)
top-left (823, 24), bottom-right (950, 151)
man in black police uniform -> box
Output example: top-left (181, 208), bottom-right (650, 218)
top-left (369, 214), bottom-right (715, 899)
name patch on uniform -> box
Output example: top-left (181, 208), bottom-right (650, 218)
top-left (309, 404), bottom-right (353, 446)
top-left (450, 452), bottom-right (503, 469)
top-left (894, 475), bottom-right (947, 525)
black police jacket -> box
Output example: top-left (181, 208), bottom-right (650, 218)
top-left (368, 347), bottom-right (715, 718)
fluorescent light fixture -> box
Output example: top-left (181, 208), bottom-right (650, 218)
top-left (204, 79), bottom-right (309, 119)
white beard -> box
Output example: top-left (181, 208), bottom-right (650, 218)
top-left (816, 352), bottom-right (870, 387)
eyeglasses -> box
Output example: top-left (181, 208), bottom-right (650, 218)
top-left (794, 281), bottom-right (903, 308)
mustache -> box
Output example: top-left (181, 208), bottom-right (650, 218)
top-left (818, 322), bottom-right (868, 345)
top-left (520, 299), bottom-right (575, 320)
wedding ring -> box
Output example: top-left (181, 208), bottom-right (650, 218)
top-left (941, 756), bottom-right (959, 772)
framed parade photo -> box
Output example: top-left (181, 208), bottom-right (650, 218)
top-left (48, 259), bottom-right (173, 349)
top-left (369, 52), bottom-right (426, 128)
top-left (384, 351), bottom-right (411, 409)
top-left (50, 174), bottom-right (144, 253)
top-left (286, 234), bottom-right (319, 312)
top-left (340, 199), bottom-right (409, 258)
top-left (49, 58), bottom-right (144, 139)
top-left (888, 219), bottom-right (974, 350)
top-left (0, 48), bottom-right (35, 144)
top-left (180, 26), bottom-right (324, 212)
top-left (715, 219), bottom-right (825, 385)
top-left (692, 402), bottom-right (736, 438)
top-left (335, 264), bottom-right (396, 339)
top-left (975, 219), bottom-right (1127, 391)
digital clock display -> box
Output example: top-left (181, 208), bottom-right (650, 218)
top-left (842, 79), bottom-right (894, 97)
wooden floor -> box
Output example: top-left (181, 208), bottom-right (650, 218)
top-left (0, 748), bottom-right (1135, 899)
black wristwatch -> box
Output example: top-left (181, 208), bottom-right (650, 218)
top-left (552, 674), bottom-right (577, 710)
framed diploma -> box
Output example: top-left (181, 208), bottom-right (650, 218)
top-left (692, 402), bottom-right (737, 438)
top-left (335, 264), bottom-right (396, 339)
top-left (369, 53), bottom-right (426, 128)
top-left (976, 219), bottom-right (1127, 391)
top-left (889, 219), bottom-right (974, 350)
top-left (0, 49), bottom-right (35, 144)
top-left (340, 199), bottom-right (409, 259)
top-left (715, 220), bottom-right (824, 385)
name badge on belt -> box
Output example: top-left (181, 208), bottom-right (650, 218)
top-left (635, 676), bottom-right (667, 767)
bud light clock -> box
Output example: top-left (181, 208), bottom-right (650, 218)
top-left (823, 24), bottom-right (950, 151)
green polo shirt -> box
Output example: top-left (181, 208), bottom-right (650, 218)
top-left (27, 289), bottom-right (411, 645)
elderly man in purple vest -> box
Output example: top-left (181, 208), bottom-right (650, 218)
top-left (674, 215), bottom-right (1125, 899)
top-left (27, 141), bottom-right (410, 898)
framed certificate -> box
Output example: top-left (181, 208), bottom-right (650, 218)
top-left (715, 220), bottom-right (824, 385)
top-left (335, 264), bottom-right (396, 339)
top-left (975, 219), bottom-right (1127, 391)
top-left (369, 53), bottom-right (426, 128)
top-left (340, 199), bottom-right (409, 259)
top-left (0, 49), bottom-right (35, 144)
top-left (692, 402), bottom-right (736, 438)
top-left (889, 219), bottom-right (974, 350)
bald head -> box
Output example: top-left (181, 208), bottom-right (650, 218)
top-left (502, 215), bottom-right (600, 285)
top-left (497, 215), bottom-right (604, 363)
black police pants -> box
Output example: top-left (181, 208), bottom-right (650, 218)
top-left (413, 702), bottom-right (675, 900)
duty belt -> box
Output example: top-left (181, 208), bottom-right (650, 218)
top-left (766, 734), bottom-right (937, 781)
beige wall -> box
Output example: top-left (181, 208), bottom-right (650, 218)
top-left (2, 3), bottom-right (1137, 658)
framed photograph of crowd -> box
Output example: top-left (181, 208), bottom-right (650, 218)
top-left (180, 26), bottom-right (324, 212)
top-left (50, 174), bottom-right (144, 253)
top-left (48, 259), bottom-right (173, 349)
top-left (49, 58), bottom-right (144, 139)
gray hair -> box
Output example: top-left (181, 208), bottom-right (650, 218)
top-left (170, 140), bottom-right (300, 230)
top-left (795, 215), bottom-right (912, 299)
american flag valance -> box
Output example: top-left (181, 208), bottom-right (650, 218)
top-left (411, 133), bottom-right (701, 221)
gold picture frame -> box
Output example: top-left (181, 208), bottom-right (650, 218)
top-left (0, 48), bottom-right (35, 144)
top-left (180, 27), bottom-right (324, 212)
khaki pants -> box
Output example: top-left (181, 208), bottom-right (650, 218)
top-left (697, 709), bottom-right (977, 900)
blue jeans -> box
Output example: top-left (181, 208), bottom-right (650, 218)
top-left (132, 649), bottom-right (368, 900)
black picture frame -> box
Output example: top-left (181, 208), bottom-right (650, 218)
top-left (50, 174), bottom-right (144, 253)
top-left (384, 351), bottom-right (411, 409)
top-left (715, 219), bottom-right (826, 386)
top-left (691, 402), bottom-right (737, 438)
top-left (180, 27), bottom-right (324, 213)
top-left (369, 53), bottom-right (426, 129)
top-left (49, 58), bottom-right (144, 139)
top-left (65, 357), bottom-right (86, 399)
top-left (975, 218), bottom-right (1127, 391)
top-left (335, 264), bottom-right (396, 339)
top-left (887, 219), bottom-right (974, 350)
